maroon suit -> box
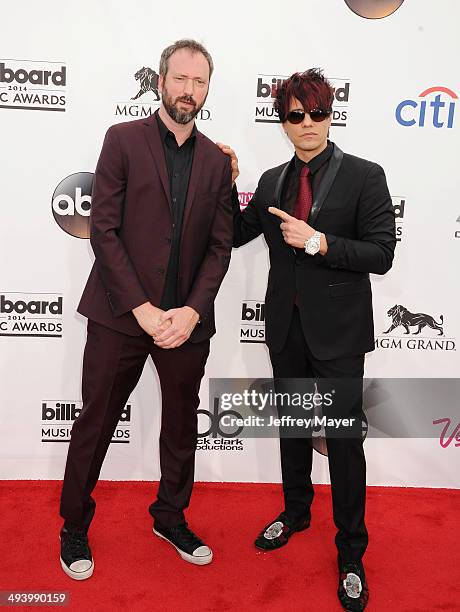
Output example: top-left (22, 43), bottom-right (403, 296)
top-left (60, 114), bottom-right (233, 530)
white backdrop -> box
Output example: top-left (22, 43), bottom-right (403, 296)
top-left (1, 0), bottom-right (459, 488)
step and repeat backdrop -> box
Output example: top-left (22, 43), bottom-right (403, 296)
top-left (1, 0), bottom-right (458, 487)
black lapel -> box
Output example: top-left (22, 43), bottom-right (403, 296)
top-left (308, 144), bottom-right (344, 224)
top-left (274, 157), bottom-right (295, 210)
top-left (272, 158), bottom-right (296, 256)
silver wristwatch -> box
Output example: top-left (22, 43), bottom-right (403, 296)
top-left (304, 231), bottom-right (321, 255)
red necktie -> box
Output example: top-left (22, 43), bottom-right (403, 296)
top-left (293, 166), bottom-right (312, 307)
top-left (294, 165), bottom-right (312, 222)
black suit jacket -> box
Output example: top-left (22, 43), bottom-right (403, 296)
top-left (233, 143), bottom-right (396, 360)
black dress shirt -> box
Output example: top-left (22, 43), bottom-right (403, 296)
top-left (282, 140), bottom-right (334, 217)
top-left (155, 111), bottom-right (196, 310)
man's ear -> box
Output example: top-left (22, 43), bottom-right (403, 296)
top-left (158, 74), bottom-right (164, 93)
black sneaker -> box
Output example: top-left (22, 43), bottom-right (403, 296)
top-left (153, 522), bottom-right (212, 565)
top-left (337, 560), bottom-right (369, 611)
top-left (59, 526), bottom-right (94, 580)
top-left (254, 511), bottom-right (309, 551)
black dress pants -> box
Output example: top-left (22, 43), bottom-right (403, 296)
top-left (60, 319), bottom-right (210, 531)
top-left (269, 307), bottom-right (368, 564)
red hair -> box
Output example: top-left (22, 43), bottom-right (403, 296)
top-left (274, 69), bottom-right (334, 122)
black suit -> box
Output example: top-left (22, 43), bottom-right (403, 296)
top-left (234, 142), bottom-right (395, 359)
top-left (233, 142), bottom-right (396, 563)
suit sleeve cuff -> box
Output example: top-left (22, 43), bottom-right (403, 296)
top-left (184, 299), bottom-right (204, 323)
top-left (320, 233), bottom-right (341, 268)
top-left (107, 292), bottom-right (149, 318)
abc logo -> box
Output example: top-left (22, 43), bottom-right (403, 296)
top-left (344, 0), bottom-right (405, 19)
top-left (52, 172), bottom-right (94, 239)
top-left (197, 400), bottom-right (243, 439)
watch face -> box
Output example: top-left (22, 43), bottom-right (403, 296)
top-left (306, 242), bottom-right (319, 255)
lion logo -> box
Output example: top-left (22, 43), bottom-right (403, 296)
top-left (131, 67), bottom-right (160, 101)
top-left (384, 305), bottom-right (444, 336)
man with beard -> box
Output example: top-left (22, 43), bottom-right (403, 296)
top-left (59, 39), bottom-right (233, 579)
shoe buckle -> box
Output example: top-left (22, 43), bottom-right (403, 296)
top-left (264, 521), bottom-right (284, 540)
top-left (343, 572), bottom-right (362, 599)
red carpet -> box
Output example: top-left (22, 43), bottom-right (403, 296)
top-left (1, 481), bottom-right (459, 611)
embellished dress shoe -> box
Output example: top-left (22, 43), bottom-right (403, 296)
top-left (254, 511), bottom-right (309, 551)
top-left (338, 560), bottom-right (369, 611)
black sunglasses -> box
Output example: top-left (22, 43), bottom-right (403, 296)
top-left (286, 109), bottom-right (332, 124)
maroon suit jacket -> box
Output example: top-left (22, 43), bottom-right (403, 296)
top-left (77, 114), bottom-right (233, 342)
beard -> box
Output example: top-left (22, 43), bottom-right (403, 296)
top-left (161, 85), bottom-right (207, 125)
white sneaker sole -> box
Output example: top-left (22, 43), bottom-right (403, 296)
top-left (152, 527), bottom-right (213, 565)
top-left (60, 556), bottom-right (94, 580)
top-left (59, 535), bottom-right (94, 580)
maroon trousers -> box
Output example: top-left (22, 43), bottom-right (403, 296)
top-left (60, 319), bottom-right (210, 531)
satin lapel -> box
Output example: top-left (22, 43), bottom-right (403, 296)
top-left (272, 158), bottom-right (296, 257)
top-left (142, 116), bottom-right (171, 209)
top-left (181, 131), bottom-right (205, 235)
top-left (274, 158), bottom-right (295, 211)
top-left (308, 144), bottom-right (344, 224)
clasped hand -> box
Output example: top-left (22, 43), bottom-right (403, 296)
top-left (153, 306), bottom-right (199, 349)
top-left (132, 303), bottom-right (199, 349)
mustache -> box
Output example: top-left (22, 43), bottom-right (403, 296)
top-left (175, 95), bottom-right (196, 107)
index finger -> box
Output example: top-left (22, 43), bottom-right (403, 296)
top-left (268, 206), bottom-right (292, 222)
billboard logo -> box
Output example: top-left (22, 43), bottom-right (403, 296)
top-left (392, 196), bottom-right (406, 241)
top-left (41, 401), bottom-right (131, 443)
top-left (240, 301), bottom-right (265, 343)
top-left (0, 59), bottom-right (67, 112)
top-left (396, 87), bottom-right (457, 128)
top-left (0, 293), bottom-right (63, 337)
top-left (255, 74), bottom-right (350, 127)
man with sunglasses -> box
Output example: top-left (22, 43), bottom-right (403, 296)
top-left (222, 69), bottom-right (396, 611)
